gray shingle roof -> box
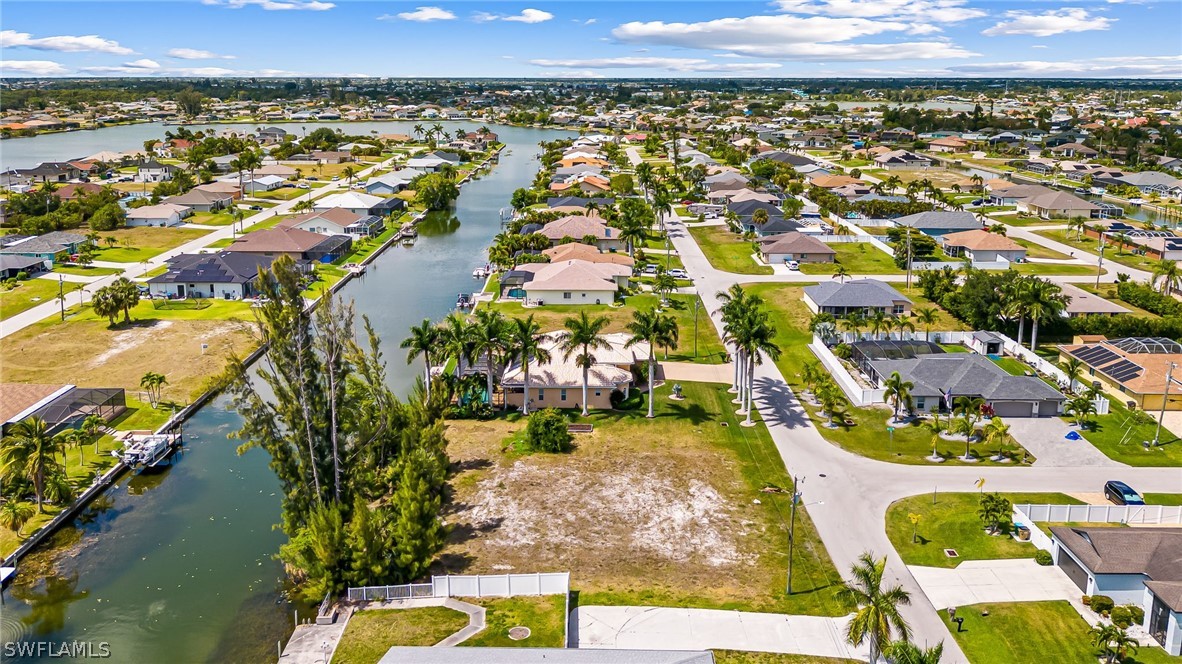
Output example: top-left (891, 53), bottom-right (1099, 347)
top-left (1051, 526), bottom-right (1182, 609)
top-left (869, 353), bottom-right (1064, 401)
top-left (893, 211), bottom-right (982, 231)
top-left (804, 279), bottom-right (910, 308)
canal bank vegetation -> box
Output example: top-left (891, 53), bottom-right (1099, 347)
top-left (228, 257), bottom-right (451, 602)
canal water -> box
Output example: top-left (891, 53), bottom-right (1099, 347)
top-left (0, 122), bottom-right (570, 662)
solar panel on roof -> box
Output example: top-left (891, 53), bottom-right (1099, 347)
top-left (1098, 359), bottom-right (1143, 383)
top-left (1074, 346), bottom-right (1119, 366)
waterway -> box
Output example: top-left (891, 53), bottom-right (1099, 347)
top-left (0, 121), bottom-right (571, 663)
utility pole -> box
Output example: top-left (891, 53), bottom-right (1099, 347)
top-left (787, 475), bottom-right (801, 595)
top-left (59, 274), bottom-right (65, 321)
top-left (1153, 359), bottom-right (1172, 446)
top-left (693, 295), bottom-right (699, 359)
top-left (905, 230), bottom-right (913, 289)
top-left (1095, 232), bottom-right (1106, 289)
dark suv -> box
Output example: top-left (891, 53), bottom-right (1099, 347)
top-left (1104, 480), bottom-right (1145, 505)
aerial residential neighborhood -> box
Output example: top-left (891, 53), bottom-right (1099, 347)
top-left (1, 2), bottom-right (1182, 663)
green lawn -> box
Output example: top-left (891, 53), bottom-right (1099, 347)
top-left (1011, 237), bottom-right (1071, 260)
top-left (886, 493), bottom-right (1083, 568)
top-left (1, 278), bottom-right (79, 320)
top-left (460, 595), bottom-right (565, 648)
top-left (71, 297), bottom-right (253, 324)
top-left (186, 211), bottom-right (237, 226)
top-left (109, 396), bottom-right (175, 432)
top-left (488, 293), bottom-right (726, 364)
top-left (799, 242), bottom-right (903, 275)
top-left (205, 238), bottom-right (235, 249)
top-left (944, 601), bottom-right (1180, 664)
top-left (687, 226), bottom-right (774, 275)
top-left (744, 283), bottom-right (1029, 465)
top-left (991, 213), bottom-right (1060, 227)
top-left (331, 607), bottom-right (469, 663)
top-left (1010, 263), bottom-right (1098, 276)
top-left (1034, 229), bottom-right (1157, 273)
top-left (250, 186), bottom-right (306, 201)
top-left (1145, 493), bottom-right (1182, 505)
top-left (94, 227), bottom-right (210, 263)
top-left (991, 356), bottom-right (1030, 376)
top-left (53, 265), bottom-right (123, 277)
top-left (714, 653), bottom-right (858, 664)
top-left (1075, 396), bottom-right (1182, 466)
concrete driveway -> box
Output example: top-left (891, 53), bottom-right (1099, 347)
top-left (575, 606), bottom-right (869, 661)
top-left (1005, 417), bottom-right (1119, 467)
top-left (909, 559), bottom-right (1084, 611)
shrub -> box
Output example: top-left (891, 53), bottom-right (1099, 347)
top-left (524, 408), bottom-right (572, 453)
top-left (1089, 595), bottom-right (1115, 614)
top-left (1110, 605), bottom-right (1144, 628)
top-left (15, 271), bottom-right (28, 280)
top-left (609, 389), bottom-right (626, 408)
top-left (1034, 550), bottom-right (1053, 566)
top-left (833, 343), bottom-right (853, 360)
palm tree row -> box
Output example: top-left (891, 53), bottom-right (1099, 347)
top-left (1000, 275), bottom-right (1067, 350)
top-left (0, 414), bottom-right (105, 527)
top-left (836, 310), bottom-right (924, 342)
top-left (717, 285), bottom-right (782, 426)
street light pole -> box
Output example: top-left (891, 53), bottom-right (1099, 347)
top-left (58, 274), bottom-right (65, 321)
top-left (1095, 232), bottom-right (1106, 289)
top-left (1154, 362), bottom-right (1177, 447)
top-left (787, 475), bottom-right (801, 595)
top-left (693, 295), bottom-right (699, 359)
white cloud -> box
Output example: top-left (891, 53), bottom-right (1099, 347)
top-left (1031, 45), bottom-right (1049, 49)
top-left (530, 56), bottom-right (783, 73)
top-left (983, 8), bottom-right (1114, 37)
top-left (168, 48), bottom-right (236, 60)
top-left (125, 59), bottom-right (161, 69)
top-left (475, 8), bottom-right (553, 23)
top-left (611, 15), bottom-right (977, 61)
top-left (774, 0), bottom-right (985, 23)
top-left (501, 55), bottom-right (514, 59)
top-left (390, 6), bottom-right (456, 21)
top-left (0, 60), bottom-right (69, 76)
top-left (201, 0), bottom-right (334, 10)
top-left (0, 29), bottom-right (134, 55)
top-left (947, 55), bottom-right (1182, 77)
top-left (537, 70), bottom-right (605, 79)
top-left (583, 18), bottom-right (598, 25)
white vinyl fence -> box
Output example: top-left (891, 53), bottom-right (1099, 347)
top-left (814, 235), bottom-right (891, 243)
top-left (1016, 503), bottom-right (1182, 526)
top-left (809, 335), bottom-right (884, 406)
top-left (347, 572), bottom-right (570, 602)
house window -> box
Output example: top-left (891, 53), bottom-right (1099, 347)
top-left (893, 305), bottom-right (906, 315)
top-left (560, 389), bottom-right (567, 401)
top-left (594, 390), bottom-right (601, 397)
top-left (916, 398), bottom-right (925, 410)
top-left (538, 389), bottom-right (545, 400)
top-left (563, 292), bottom-right (572, 299)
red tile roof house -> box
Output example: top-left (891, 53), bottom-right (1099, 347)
top-left (535, 216), bottom-right (627, 252)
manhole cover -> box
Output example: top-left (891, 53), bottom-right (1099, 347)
top-left (944, 548), bottom-right (959, 558)
top-left (508, 626), bottom-right (531, 641)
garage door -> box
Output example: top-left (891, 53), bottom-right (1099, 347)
top-left (991, 401), bottom-right (1033, 418)
top-left (1058, 549), bottom-right (1090, 593)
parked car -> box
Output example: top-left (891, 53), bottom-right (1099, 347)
top-left (640, 264), bottom-right (658, 276)
top-left (1104, 480), bottom-right (1145, 505)
top-left (667, 268), bottom-right (689, 279)
top-left (306, 176), bottom-right (319, 181)
top-left (331, 176), bottom-right (340, 181)
top-left (249, 205), bottom-right (263, 211)
top-left (297, 183), bottom-right (311, 189)
top-left (971, 199), bottom-right (985, 206)
top-left (785, 260), bottom-right (800, 271)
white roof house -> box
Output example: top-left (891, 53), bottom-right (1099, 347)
top-left (125, 203), bottom-right (190, 227)
top-left (313, 191), bottom-right (384, 215)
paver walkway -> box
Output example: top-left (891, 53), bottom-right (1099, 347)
top-left (575, 605), bottom-right (869, 661)
top-left (909, 559), bottom-right (1083, 611)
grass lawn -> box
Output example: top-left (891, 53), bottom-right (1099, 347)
top-left (886, 493), bottom-right (1083, 568)
top-left (743, 283), bottom-right (1028, 465)
top-left (443, 382), bottom-right (849, 616)
top-left (799, 243), bottom-right (903, 275)
top-left (94, 227), bottom-right (210, 263)
top-left (331, 607), bottom-right (469, 663)
top-left (460, 595), bottom-right (565, 648)
top-left (205, 238), bottom-right (234, 249)
top-left (488, 292), bottom-right (726, 364)
top-left (688, 226), bottom-right (774, 275)
top-left (186, 211), bottom-right (237, 226)
top-left (240, 214), bottom-right (294, 233)
top-left (71, 297), bottom-right (254, 324)
top-left (1074, 396), bottom-right (1182, 467)
top-left (1010, 263), bottom-right (1097, 276)
top-left (991, 213), bottom-right (1060, 227)
top-left (250, 187), bottom-right (306, 201)
top-left (338, 225), bottom-right (400, 264)
top-left (1010, 237), bottom-right (1071, 260)
top-left (1145, 493), bottom-right (1182, 505)
top-left (1035, 229), bottom-right (1157, 273)
top-left (990, 356), bottom-right (1030, 376)
top-left (1, 278), bottom-right (79, 320)
top-left (109, 396), bottom-right (175, 432)
top-left (714, 653), bottom-right (858, 664)
top-left (944, 601), bottom-right (1179, 664)
top-left (53, 264), bottom-right (123, 277)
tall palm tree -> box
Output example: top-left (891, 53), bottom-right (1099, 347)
top-left (0, 417), bottom-right (65, 513)
top-left (556, 311), bottom-right (612, 417)
top-left (912, 307), bottom-right (940, 342)
top-left (1060, 357), bottom-right (1084, 394)
top-left (438, 313), bottom-right (474, 380)
top-left (1026, 279), bottom-right (1066, 352)
top-left (342, 165), bottom-right (356, 188)
top-left (716, 285), bottom-right (755, 399)
top-left (81, 413), bottom-right (105, 455)
top-left (1152, 259), bottom-right (1180, 295)
top-left (884, 640), bottom-right (944, 664)
top-left (469, 309), bottom-right (510, 408)
top-left (626, 308), bottom-right (680, 418)
top-left (507, 314), bottom-right (551, 415)
top-left (733, 304), bottom-right (781, 425)
top-left (401, 318), bottom-right (440, 399)
top-left (922, 416), bottom-right (945, 460)
top-left (836, 552), bottom-right (912, 664)
top-left (868, 310), bottom-right (890, 340)
top-left (1001, 276), bottom-right (1031, 346)
top-left (883, 371), bottom-right (914, 423)
top-left (834, 265), bottom-right (850, 283)
top-left (840, 311), bottom-right (866, 341)
top-left (891, 315), bottom-right (916, 340)
top-left (983, 417), bottom-right (1011, 458)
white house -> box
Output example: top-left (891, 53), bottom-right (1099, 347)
top-left (510, 259), bottom-right (630, 306)
top-left (125, 203), bottom-right (190, 227)
top-left (137, 160), bottom-right (175, 183)
top-left (365, 171), bottom-right (416, 195)
top-left (313, 192), bottom-right (385, 216)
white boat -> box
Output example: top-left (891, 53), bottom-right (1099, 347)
top-left (456, 293), bottom-right (473, 309)
top-left (472, 266), bottom-right (489, 278)
top-left (343, 263), bottom-right (366, 274)
top-left (113, 434), bottom-right (180, 471)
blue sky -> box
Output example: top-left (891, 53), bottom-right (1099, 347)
top-left (2, 0), bottom-right (1180, 78)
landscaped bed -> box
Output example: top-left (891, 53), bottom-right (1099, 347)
top-left (441, 382), bottom-right (849, 617)
top-left (886, 492), bottom-right (1083, 568)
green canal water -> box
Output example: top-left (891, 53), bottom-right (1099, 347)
top-left (1, 122), bottom-right (571, 662)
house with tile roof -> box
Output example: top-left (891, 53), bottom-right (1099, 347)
top-left (939, 229), bottom-right (1026, 263)
top-left (500, 332), bottom-right (647, 411)
top-left (534, 217), bottom-right (626, 252)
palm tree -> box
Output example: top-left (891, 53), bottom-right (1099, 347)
top-left (342, 165), bottom-right (356, 188)
top-left (1152, 259), bottom-right (1180, 295)
top-left (1060, 357), bottom-right (1084, 394)
top-left (653, 272), bottom-right (677, 304)
top-left (840, 311), bottom-right (866, 341)
top-left (1001, 276), bottom-right (1031, 346)
top-left (470, 309), bottom-right (510, 408)
top-left (733, 305), bottom-right (781, 426)
top-left (883, 371), bottom-right (914, 423)
top-left (413, 124), bottom-right (424, 142)
top-left (953, 395), bottom-right (986, 459)
top-left (1091, 623), bottom-right (1138, 664)
top-left (626, 308), bottom-right (680, 418)
top-left (835, 552), bottom-right (912, 664)
top-left (922, 416), bottom-right (945, 460)
top-left (884, 640), bottom-right (944, 664)
top-left (140, 371), bottom-right (168, 408)
top-left (816, 381), bottom-right (849, 428)
top-left (891, 315), bottom-right (916, 340)
top-left (401, 318), bottom-right (440, 399)
top-left (913, 307), bottom-right (940, 342)
top-left (1026, 279), bottom-right (1066, 352)
top-left (557, 311), bottom-right (612, 417)
top-left (0, 417), bottom-right (65, 513)
top-left (983, 417), bottom-right (1011, 459)
top-left (834, 265), bottom-right (850, 283)
top-left (438, 312), bottom-right (475, 378)
top-left (0, 500), bottom-right (36, 533)
top-left (716, 284), bottom-right (755, 400)
top-left (507, 314), bottom-right (550, 415)
top-left (81, 413), bottom-right (105, 455)
top-left (1066, 396), bottom-right (1097, 429)
top-left (868, 310), bottom-right (890, 340)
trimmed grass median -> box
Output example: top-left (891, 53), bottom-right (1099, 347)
top-left (886, 492), bottom-right (1083, 568)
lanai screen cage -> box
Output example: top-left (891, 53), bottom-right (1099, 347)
top-left (33, 387), bottom-right (127, 435)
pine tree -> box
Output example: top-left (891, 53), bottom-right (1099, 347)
top-left (389, 453), bottom-right (445, 582)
